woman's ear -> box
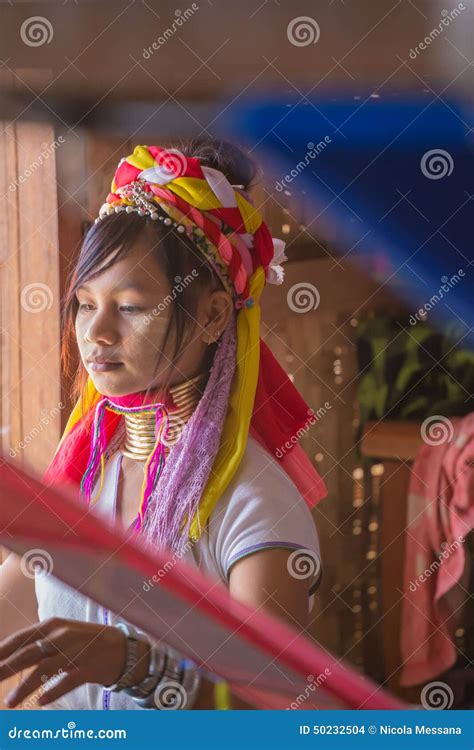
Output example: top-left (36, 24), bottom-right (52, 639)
top-left (202, 290), bottom-right (234, 344)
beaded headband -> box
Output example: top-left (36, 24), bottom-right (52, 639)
top-left (95, 178), bottom-right (186, 229)
top-left (95, 177), bottom-right (240, 305)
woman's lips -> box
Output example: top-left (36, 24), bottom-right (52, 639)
top-left (89, 362), bottom-right (123, 372)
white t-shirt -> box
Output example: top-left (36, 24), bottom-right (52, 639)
top-left (35, 434), bottom-right (322, 710)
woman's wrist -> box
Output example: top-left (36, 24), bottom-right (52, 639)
top-left (102, 625), bottom-right (127, 687)
top-left (128, 636), bottom-right (152, 685)
top-left (102, 624), bottom-right (151, 689)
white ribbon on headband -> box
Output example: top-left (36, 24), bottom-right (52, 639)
top-left (266, 238), bottom-right (288, 285)
top-left (235, 233), bottom-right (288, 284)
top-left (137, 159), bottom-right (288, 286)
top-left (201, 166), bottom-right (238, 208)
top-left (138, 164), bottom-right (176, 185)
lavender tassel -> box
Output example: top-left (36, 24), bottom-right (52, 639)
top-left (142, 312), bottom-right (237, 555)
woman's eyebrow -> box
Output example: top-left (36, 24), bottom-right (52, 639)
top-left (76, 281), bottom-right (148, 293)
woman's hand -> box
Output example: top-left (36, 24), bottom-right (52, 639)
top-left (0, 617), bottom-right (140, 708)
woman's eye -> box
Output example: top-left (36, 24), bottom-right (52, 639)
top-left (120, 305), bottom-right (142, 313)
top-left (77, 303), bottom-right (142, 313)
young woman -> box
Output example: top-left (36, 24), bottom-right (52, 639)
top-left (0, 139), bottom-right (327, 711)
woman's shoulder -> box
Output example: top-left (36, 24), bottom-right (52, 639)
top-left (218, 433), bottom-right (309, 511)
top-left (209, 433), bottom-right (318, 536)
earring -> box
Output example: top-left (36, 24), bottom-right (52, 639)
top-left (205, 329), bottom-right (220, 345)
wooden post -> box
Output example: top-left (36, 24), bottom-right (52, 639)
top-left (0, 118), bottom-right (62, 709)
top-left (361, 421), bottom-right (426, 702)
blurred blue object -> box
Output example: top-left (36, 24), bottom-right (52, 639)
top-left (220, 96), bottom-right (474, 346)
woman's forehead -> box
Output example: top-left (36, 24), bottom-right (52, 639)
top-left (81, 241), bottom-right (167, 292)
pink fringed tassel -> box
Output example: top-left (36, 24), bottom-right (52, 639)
top-left (82, 398), bottom-right (170, 524)
top-left (80, 398), bottom-right (109, 506)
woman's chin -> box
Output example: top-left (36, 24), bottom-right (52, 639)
top-left (89, 369), bottom-right (142, 397)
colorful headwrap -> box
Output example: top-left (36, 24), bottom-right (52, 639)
top-left (44, 145), bottom-right (327, 546)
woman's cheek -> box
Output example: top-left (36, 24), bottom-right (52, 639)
top-left (125, 317), bottom-right (170, 373)
top-left (75, 319), bottom-right (87, 361)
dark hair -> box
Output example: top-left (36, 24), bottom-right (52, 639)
top-left (61, 138), bottom-right (258, 412)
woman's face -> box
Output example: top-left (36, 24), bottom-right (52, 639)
top-left (75, 240), bottom-right (216, 397)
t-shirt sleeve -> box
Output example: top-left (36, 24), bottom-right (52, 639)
top-left (208, 440), bottom-right (323, 611)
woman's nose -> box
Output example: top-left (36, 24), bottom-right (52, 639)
top-left (85, 310), bottom-right (119, 346)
